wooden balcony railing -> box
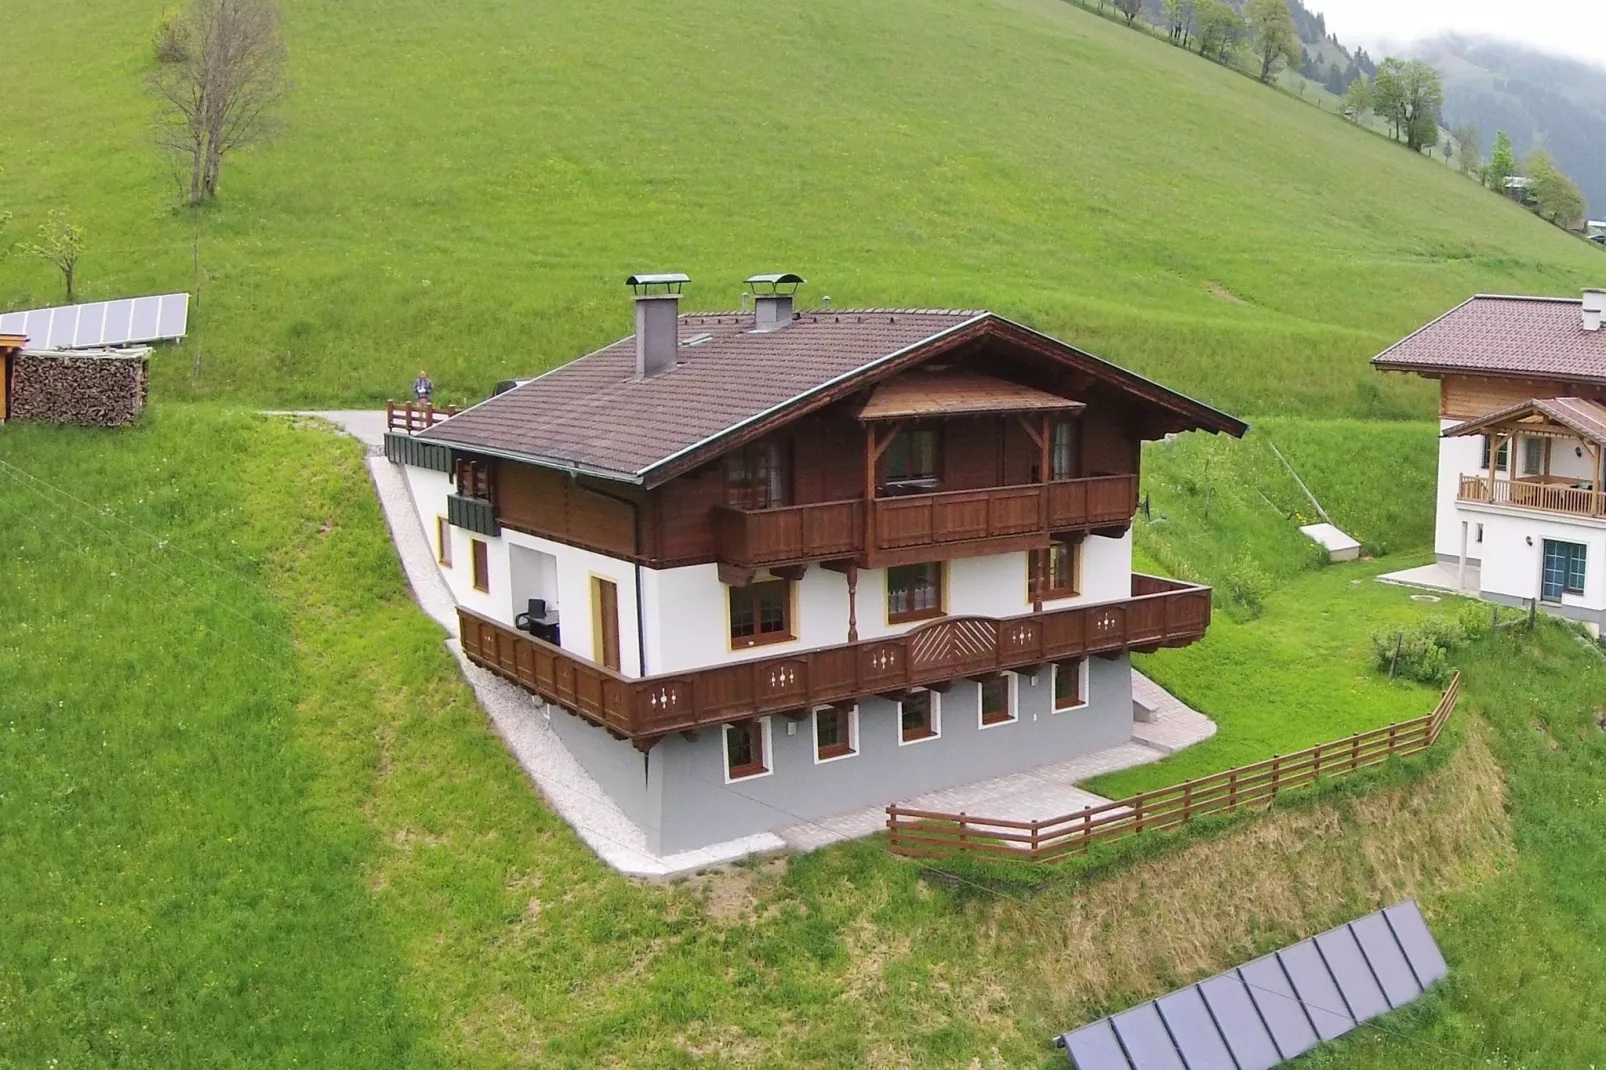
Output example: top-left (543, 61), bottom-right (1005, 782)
top-left (715, 474), bottom-right (1139, 569)
top-left (1458, 474), bottom-right (1606, 518)
top-left (386, 399), bottom-right (458, 435)
top-left (458, 574), bottom-right (1211, 745)
top-left (887, 673), bottom-right (1461, 863)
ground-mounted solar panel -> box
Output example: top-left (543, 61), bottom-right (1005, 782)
top-left (1240, 955), bottom-right (1320, 1059)
top-left (1349, 913), bottom-right (1421, 1008)
top-left (1156, 987), bottom-right (1235, 1070)
top-left (1057, 901), bottom-right (1447, 1069)
top-left (1063, 1019), bottom-right (1129, 1069)
top-left (0, 293), bottom-right (189, 350)
top-left (1110, 1003), bottom-right (1185, 1070)
top-left (1198, 973), bottom-right (1281, 1070)
top-left (1384, 901), bottom-right (1448, 988)
top-left (1278, 940), bottom-right (1354, 1040)
top-left (1316, 927), bottom-right (1390, 1023)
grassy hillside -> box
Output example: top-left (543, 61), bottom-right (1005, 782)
top-left (3, 0), bottom-right (1601, 414)
top-left (4, 410), bottom-right (1602, 1067)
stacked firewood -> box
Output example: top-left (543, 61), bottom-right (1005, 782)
top-left (10, 352), bottom-right (149, 427)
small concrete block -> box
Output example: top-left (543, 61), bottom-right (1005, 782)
top-left (1300, 523), bottom-right (1361, 563)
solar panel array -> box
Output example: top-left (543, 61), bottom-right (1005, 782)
top-left (1057, 900), bottom-right (1449, 1070)
top-left (0, 294), bottom-right (189, 351)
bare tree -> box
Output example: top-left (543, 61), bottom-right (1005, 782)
top-left (149, 0), bottom-right (286, 204)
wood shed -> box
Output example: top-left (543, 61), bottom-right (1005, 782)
top-left (4, 346), bottom-right (151, 427)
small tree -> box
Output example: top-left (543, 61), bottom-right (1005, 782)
top-left (1485, 130), bottom-right (1517, 191)
top-left (1371, 59), bottom-right (1406, 139)
top-left (1342, 74), bottom-right (1371, 123)
top-left (25, 210), bottom-right (86, 303)
top-left (1194, 0), bottom-right (1242, 60)
top-left (1245, 0), bottom-right (1298, 83)
top-left (1527, 151), bottom-right (1587, 230)
top-left (1451, 121), bottom-right (1482, 176)
top-left (1112, 0), bottom-right (1143, 27)
top-left (149, 0), bottom-right (287, 204)
top-left (1371, 58), bottom-right (1442, 151)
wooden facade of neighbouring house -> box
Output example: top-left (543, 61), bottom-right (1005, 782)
top-left (1374, 291), bottom-right (1606, 632)
top-left (387, 273), bottom-right (1246, 855)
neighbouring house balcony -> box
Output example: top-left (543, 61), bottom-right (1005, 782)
top-left (1458, 474), bottom-right (1606, 520)
top-left (713, 474), bottom-right (1138, 570)
top-left (458, 573), bottom-right (1211, 746)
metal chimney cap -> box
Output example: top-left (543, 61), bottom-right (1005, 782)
top-left (745, 272), bottom-right (804, 295)
top-left (626, 273), bottom-right (689, 295)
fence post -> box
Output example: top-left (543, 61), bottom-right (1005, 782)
top-left (1134, 794), bottom-right (1145, 834)
top-left (1313, 742), bottom-right (1322, 780)
top-left (1351, 732), bottom-right (1360, 773)
top-left (1030, 819), bottom-right (1041, 862)
top-left (958, 812), bottom-right (968, 856)
top-left (1270, 755), bottom-right (1280, 804)
top-left (1228, 771), bottom-right (1238, 813)
top-left (1388, 721), bottom-right (1398, 756)
top-left (1183, 779), bottom-right (1193, 825)
top-left (1078, 806), bottom-right (1092, 854)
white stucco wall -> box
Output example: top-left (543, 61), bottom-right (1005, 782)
top-left (400, 463), bottom-right (646, 675)
top-left (642, 531), bottom-right (1134, 676)
top-left (1473, 507), bottom-right (1606, 611)
top-left (1435, 421), bottom-right (1486, 561)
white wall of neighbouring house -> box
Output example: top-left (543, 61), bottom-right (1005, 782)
top-left (640, 531), bottom-right (1135, 677)
top-left (1475, 509), bottom-right (1606, 612)
top-left (1436, 422), bottom-right (1487, 563)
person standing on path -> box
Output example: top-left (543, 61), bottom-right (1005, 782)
top-left (413, 368), bottom-right (434, 405)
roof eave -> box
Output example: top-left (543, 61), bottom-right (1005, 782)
top-left (409, 435), bottom-right (646, 485)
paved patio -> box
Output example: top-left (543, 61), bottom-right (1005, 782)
top-left (1377, 560), bottom-right (1480, 597)
top-left (287, 411), bottom-right (1219, 877)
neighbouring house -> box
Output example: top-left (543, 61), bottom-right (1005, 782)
top-left (388, 272), bottom-right (1246, 855)
top-left (1373, 291), bottom-right (1606, 632)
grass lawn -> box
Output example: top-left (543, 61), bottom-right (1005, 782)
top-left (1090, 558), bottom-right (1466, 797)
top-left (4, 0), bottom-right (1602, 416)
top-left (1137, 418), bottom-right (1439, 616)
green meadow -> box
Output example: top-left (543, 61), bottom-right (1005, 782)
top-left (6, 0), bottom-right (1606, 1065)
top-left (3, 0), bottom-right (1602, 415)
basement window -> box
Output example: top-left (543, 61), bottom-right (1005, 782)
top-left (724, 718), bottom-right (772, 781)
top-left (814, 705), bottom-right (858, 763)
top-left (979, 676), bottom-right (1016, 728)
top-left (899, 690), bottom-right (941, 745)
top-left (1053, 659), bottom-right (1087, 712)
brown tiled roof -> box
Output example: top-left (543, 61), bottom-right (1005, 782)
top-left (857, 369), bottom-right (1084, 420)
top-left (419, 308), bottom-right (1243, 483)
top-left (1372, 295), bottom-right (1606, 384)
top-left (1443, 396), bottom-right (1606, 448)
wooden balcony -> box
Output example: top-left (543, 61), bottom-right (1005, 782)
top-left (458, 573), bottom-right (1211, 746)
top-left (714, 474), bottom-right (1138, 570)
top-left (1458, 474), bottom-right (1606, 519)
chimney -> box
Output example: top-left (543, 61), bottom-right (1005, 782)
top-left (746, 272), bottom-right (805, 332)
top-left (626, 273), bottom-right (688, 377)
top-left (1584, 289), bottom-right (1606, 332)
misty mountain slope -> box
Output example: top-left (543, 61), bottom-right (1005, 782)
top-left (1418, 36), bottom-right (1606, 215)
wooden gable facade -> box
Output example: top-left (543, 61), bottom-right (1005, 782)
top-left (452, 325), bottom-right (1187, 573)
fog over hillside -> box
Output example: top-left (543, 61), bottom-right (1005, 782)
top-left (1412, 36), bottom-right (1606, 216)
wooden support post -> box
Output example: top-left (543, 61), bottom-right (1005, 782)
top-left (1078, 805), bottom-right (1092, 854)
top-left (846, 563), bottom-right (859, 644)
top-left (864, 423), bottom-right (878, 559)
top-left (1351, 733), bottom-right (1360, 772)
top-left (1228, 771), bottom-right (1238, 813)
top-left (1269, 755), bottom-right (1280, 803)
top-left (1313, 743), bottom-right (1322, 779)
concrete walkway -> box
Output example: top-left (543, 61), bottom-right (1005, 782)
top-left (282, 411), bottom-right (1218, 876)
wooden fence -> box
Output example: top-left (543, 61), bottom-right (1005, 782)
top-left (386, 399), bottom-right (458, 434)
top-left (886, 672), bottom-right (1461, 863)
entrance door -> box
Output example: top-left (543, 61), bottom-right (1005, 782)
top-left (592, 577), bottom-right (621, 671)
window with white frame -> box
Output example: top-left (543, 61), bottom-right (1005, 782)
top-left (813, 705), bottom-right (858, 762)
top-left (978, 675), bottom-right (1016, 727)
top-left (1052, 659), bottom-right (1087, 712)
top-left (898, 690), bottom-right (940, 744)
top-left (724, 718), bottom-right (772, 781)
